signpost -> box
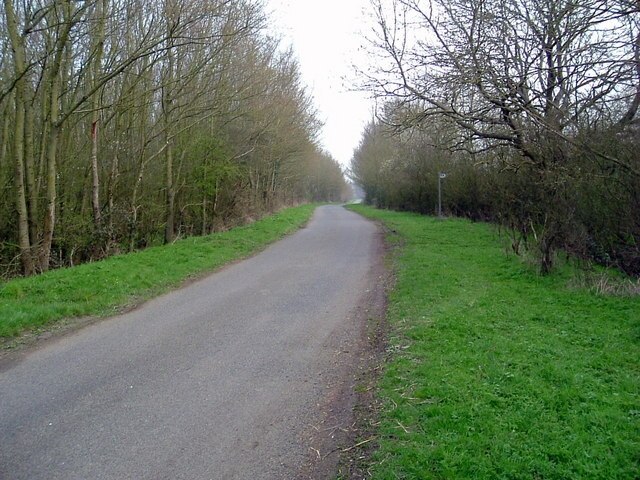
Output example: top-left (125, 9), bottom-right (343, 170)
top-left (438, 172), bottom-right (446, 218)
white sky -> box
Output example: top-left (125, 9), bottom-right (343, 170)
top-left (265, 0), bottom-right (375, 170)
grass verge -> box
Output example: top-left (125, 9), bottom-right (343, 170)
top-left (0, 204), bottom-right (317, 339)
top-left (348, 205), bottom-right (639, 479)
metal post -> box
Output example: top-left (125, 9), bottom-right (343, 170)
top-left (438, 172), bottom-right (446, 218)
top-left (438, 175), bottom-right (442, 218)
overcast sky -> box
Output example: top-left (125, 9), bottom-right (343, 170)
top-left (265, 0), bottom-right (375, 170)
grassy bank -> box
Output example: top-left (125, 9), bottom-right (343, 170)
top-left (0, 204), bottom-right (316, 339)
top-left (349, 205), bottom-right (639, 479)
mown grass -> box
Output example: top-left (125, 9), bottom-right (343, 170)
top-left (0, 204), bottom-right (316, 339)
top-left (348, 205), bottom-right (639, 479)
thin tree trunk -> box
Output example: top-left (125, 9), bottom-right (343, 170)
top-left (13, 103), bottom-right (33, 275)
top-left (4, 0), bottom-right (34, 275)
top-left (40, 122), bottom-right (60, 271)
top-left (162, 10), bottom-right (176, 244)
top-left (129, 144), bottom-right (145, 251)
top-left (39, 1), bottom-right (73, 272)
top-left (90, 119), bottom-right (102, 227)
top-left (24, 98), bottom-right (38, 245)
top-left (164, 140), bottom-right (175, 243)
top-left (201, 196), bottom-right (207, 236)
top-left (212, 177), bottom-right (220, 232)
top-left (36, 108), bottom-right (49, 194)
top-left (0, 99), bottom-right (10, 168)
top-left (129, 167), bottom-right (141, 253)
top-left (90, 0), bottom-right (106, 229)
top-left (107, 140), bottom-right (119, 248)
top-left (128, 41), bottom-right (152, 252)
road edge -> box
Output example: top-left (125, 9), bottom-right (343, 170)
top-left (296, 207), bottom-right (395, 479)
top-left (334, 208), bottom-right (401, 479)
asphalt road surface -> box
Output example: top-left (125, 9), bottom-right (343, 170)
top-left (0, 205), bottom-right (381, 480)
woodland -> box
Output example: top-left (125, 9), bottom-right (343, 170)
top-left (353, 0), bottom-right (640, 275)
top-left (0, 0), bottom-right (349, 278)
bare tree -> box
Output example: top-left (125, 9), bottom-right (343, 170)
top-left (361, 0), bottom-right (640, 272)
top-left (367, 0), bottom-right (640, 173)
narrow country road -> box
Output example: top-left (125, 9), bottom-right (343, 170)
top-left (0, 205), bottom-right (382, 480)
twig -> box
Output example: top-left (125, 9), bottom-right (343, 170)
top-left (341, 437), bottom-right (376, 453)
top-left (396, 420), bottom-right (410, 434)
top-left (309, 447), bottom-right (321, 460)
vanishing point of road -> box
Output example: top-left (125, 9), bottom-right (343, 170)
top-left (0, 205), bottom-right (382, 479)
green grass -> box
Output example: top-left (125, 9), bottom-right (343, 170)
top-left (0, 204), bottom-right (317, 339)
top-left (348, 205), bottom-right (639, 479)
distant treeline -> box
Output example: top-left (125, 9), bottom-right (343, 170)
top-left (353, 0), bottom-right (640, 276)
top-left (0, 0), bottom-right (349, 278)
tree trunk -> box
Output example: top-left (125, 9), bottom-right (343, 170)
top-left (13, 102), bottom-right (33, 275)
top-left (162, 7), bottom-right (176, 245)
top-left (201, 196), bottom-right (207, 236)
top-left (107, 140), bottom-right (119, 248)
top-left (24, 100), bottom-right (38, 246)
top-left (165, 141), bottom-right (176, 243)
top-left (39, 1), bottom-right (73, 272)
top-left (129, 149), bottom-right (148, 252)
top-left (40, 123), bottom-right (60, 271)
top-left (0, 99), bottom-right (10, 169)
top-left (91, 119), bottom-right (102, 227)
top-left (90, 0), bottom-right (106, 230)
top-left (4, 0), bottom-right (34, 275)
top-left (212, 177), bottom-right (220, 232)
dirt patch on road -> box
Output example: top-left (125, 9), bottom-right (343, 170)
top-left (295, 225), bottom-right (394, 479)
